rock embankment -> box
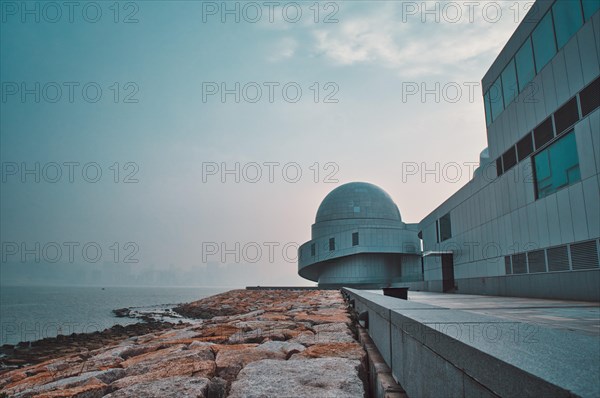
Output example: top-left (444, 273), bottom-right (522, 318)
top-left (0, 289), bottom-right (367, 397)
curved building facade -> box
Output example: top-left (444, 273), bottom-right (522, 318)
top-left (298, 182), bottom-right (422, 288)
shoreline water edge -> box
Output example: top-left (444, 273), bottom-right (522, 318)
top-left (0, 289), bottom-right (368, 397)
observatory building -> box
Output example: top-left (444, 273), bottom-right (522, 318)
top-left (297, 182), bottom-right (422, 288)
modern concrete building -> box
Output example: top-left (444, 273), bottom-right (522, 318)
top-left (298, 182), bottom-right (422, 288)
top-left (298, 0), bottom-right (600, 300)
top-left (416, 0), bottom-right (600, 301)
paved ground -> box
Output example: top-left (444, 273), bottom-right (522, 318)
top-left (370, 290), bottom-right (600, 336)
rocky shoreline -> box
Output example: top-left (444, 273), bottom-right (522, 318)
top-left (0, 289), bottom-right (367, 397)
top-left (0, 322), bottom-right (188, 372)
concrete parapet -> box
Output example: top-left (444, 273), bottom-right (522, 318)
top-left (344, 288), bottom-right (600, 398)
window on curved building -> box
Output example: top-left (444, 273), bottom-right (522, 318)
top-left (532, 11), bottom-right (557, 73)
top-left (583, 0), bottom-right (600, 20)
top-left (490, 77), bottom-right (504, 121)
top-left (533, 131), bottom-right (581, 199)
top-left (516, 38), bottom-right (536, 92)
top-left (501, 59), bottom-right (519, 106)
top-left (553, 0), bottom-right (583, 49)
top-left (352, 232), bottom-right (359, 246)
top-left (310, 243), bottom-right (316, 256)
top-left (329, 238), bottom-right (335, 251)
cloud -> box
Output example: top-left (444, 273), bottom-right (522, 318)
top-left (310, 1), bottom-right (525, 79)
top-left (267, 37), bottom-right (298, 62)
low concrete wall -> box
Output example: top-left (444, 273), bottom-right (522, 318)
top-left (391, 269), bottom-right (600, 301)
top-left (343, 288), bottom-right (600, 398)
top-left (455, 269), bottom-right (600, 301)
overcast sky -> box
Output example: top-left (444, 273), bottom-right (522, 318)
top-left (1, 1), bottom-right (529, 286)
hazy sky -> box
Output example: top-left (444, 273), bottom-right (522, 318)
top-left (1, 1), bottom-right (528, 286)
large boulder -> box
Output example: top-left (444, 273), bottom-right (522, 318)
top-left (104, 376), bottom-right (210, 398)
top-left (228, 358), bottom-right (365, 398)
top-left (214, 345), bottom-right (286, 381)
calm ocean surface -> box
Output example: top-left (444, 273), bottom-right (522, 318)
top-left (0, 285), bottom-right (235, 346)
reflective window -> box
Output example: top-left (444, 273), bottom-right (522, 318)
top-left (352, 232), bottom-right (359, 246)
top-left (534, 131), bottom-right (581, 199)
top-left (553, 0), bottom-right (583, 49)
top-left (310, 243), bottom-right (315, 256)
top-left (501, 59), bottom-right (519, 106)
top-left (439, 213), bottom-right (452, 242)
top-left (329, 238), bottom-right (335, 251)
top-left (583, 0), bottom-right (600, 20)
top-left (484, 91), bottom-right (492, 126)
top-left (490, 77), bottom-right (504, 121)
top-left (532, 12), bottom-right (557, 73)
top-left (516, 38), bottom-right (536, 92)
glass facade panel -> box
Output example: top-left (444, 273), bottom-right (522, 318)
top-left (352, 232), bottom-right (359, 246)
top-left (583, 0), bottom-right (600, 20)
top-left (490, 77), bottom-right (504, 121)
top-left (553, 0), bottom-right (584, 49)
top-left (484, 91), bottom-right (492, 127)
top-left (515, 38), bottom-right (536, 92)
top-left (501, 59), bottom-right (519, 106)
top-left (532, 12), bottom-right (557, 73)
top-left (534, 131), bottom-right (581, 199)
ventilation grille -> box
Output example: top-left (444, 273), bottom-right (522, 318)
top-left (504, 240), bottom-right (600, 275)
top-left (570, 241), bottom-right (600, 270)
top-left (528, 250), bottom-right (547, 273)
top-left (547, 245), bottom-right (570, 271)
top-left (512, 253), bottom-right (527, 274)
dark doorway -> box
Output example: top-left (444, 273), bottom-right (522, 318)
top-left (441, 254), bottom-right (455, 292)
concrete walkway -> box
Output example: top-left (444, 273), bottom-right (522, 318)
top-left (354, 289), bottom-right (600, 397)
top-left (404, 291), bottom-right (600, 337)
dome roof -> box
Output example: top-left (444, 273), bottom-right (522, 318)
top-left (315, 182), bottom-right (402, 223)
